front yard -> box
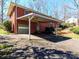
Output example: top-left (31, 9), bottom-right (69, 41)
top-left (58, 28), bottom-right (79, 39)
top-left (0, 22), bottom-right (11, 35)
top-left (62, 32), bottom-right (79, 39)
top-left (0, 28), bottom-right (10, 35)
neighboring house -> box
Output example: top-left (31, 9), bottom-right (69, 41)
top-left (65, 17), bottom-right (79, 26)
top-left (7, 2), bottom-right (61, 34)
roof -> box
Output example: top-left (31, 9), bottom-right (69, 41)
top-left (17, 13), bottom-right (61, 22)
top-left (7, 2), bottom-right (62, 22)
top-left (7, 2), bottom-right (49, 17)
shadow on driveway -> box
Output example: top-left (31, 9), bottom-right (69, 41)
top-left (33, 33), bottom-right (71, 43)
top-left (0, 46), bottom-right (78, 59)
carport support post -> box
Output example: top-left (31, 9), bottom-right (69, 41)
top-left (28, 16), bottom-right (34, 46)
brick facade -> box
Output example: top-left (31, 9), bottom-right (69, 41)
top-left (9, 5), bottom-right (60, 34)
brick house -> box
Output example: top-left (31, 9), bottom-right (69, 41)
top-left (7, 2), bottom-right (61, 34)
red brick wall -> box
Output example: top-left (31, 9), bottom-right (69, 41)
top-left (17, 7), bottom-right (25, 17)
top-left (52, 21), bottom-right (59, 28)
top-left (39, 21), bottom-right (59, 32)
top-left (39, 22), bottom-right (49, 32)
top-left (31, 22), bottom-right (37, 33)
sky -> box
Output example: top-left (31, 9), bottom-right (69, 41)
top-left (2, 0), bottom-right (78, 20)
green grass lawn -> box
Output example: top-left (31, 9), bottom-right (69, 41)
top-left (0, 29), bottom-right (10, 35)
top-left (62, 33), bottom-right (79, 39)
top-left (59, 28), bottom-right (79, 39)
top-left (0, 24), bottom-right (11, 35)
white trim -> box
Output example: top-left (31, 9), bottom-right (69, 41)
top-left (17, 13), bottom-right (61, 22)
top-left (17, 13), bottom-right (34, 19)
top-left (33, 13), bottom-right (60, 22)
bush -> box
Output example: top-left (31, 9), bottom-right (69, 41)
top-left (59, 23), bottom-right (69, 29)
top-left (0, 29), bottom-right (10, 34)
top-left (0, 23), bottom-right (10, 34)
top-left (3, 20), bottom-right (11, 32)
top-left (45, 27), bottom-right (55, 34)
top-left (59, 23), bottom-right (74, 29)
top-left (0, 24), bottom-right (5, 29)
top-left (70, 26), bottom-right (79, 34)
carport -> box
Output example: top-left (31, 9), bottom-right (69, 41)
top-left (17, 13), bottom-right (60, 41)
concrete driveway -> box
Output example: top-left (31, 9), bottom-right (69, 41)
top-left (56, 39), bottom-right (79, 54)
top-left (0, 34), bottom-right (43, 39)
top-left (0, 34), bottom-right (79, 54)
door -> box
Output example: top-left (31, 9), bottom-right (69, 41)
top-left (18, 24), bottom-right (29, 34)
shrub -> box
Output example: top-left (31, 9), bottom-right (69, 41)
top-left (70, 26), bottom-right (79, 34)
top-left (0, 23), bottom-right (10, 34)
top-left (0, 24), bottom-right (5, 29)
top-left (59, 23), bottom-right (69, 29)
top-left (45, 27), bottom-right (55, 34)
top-left (0, 29), bottom-right (10, 34)
top-left (59, 23), bottom-right (74, 29)
top-left (3, 20), bottom-right (11, 32)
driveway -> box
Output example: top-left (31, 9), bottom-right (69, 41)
top-left (32, 34), bottom-right (79, 54)
top-left (56, 39), bottom-right (79, 53)
top-left (0, 34), bottom-right (79, 54)
top-left (0, 34), bottom-right (56, 48)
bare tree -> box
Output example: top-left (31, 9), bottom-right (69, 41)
top-left (62, 0), bottom-right (77, 21)
top-left (63, 4), bottom-right (72, 21)
top-left (52, 0), bottom-right (59, 19)
top-left (29, 0), bottom-right (48, 15)
top-left (0, 0), bottom-right (9, 23)
top-left (28, 0), bottom-right (35, 9)
top-left (0, 0), bottom-right (3, 23)
top-left (73, 0), bottom-right (79, 8)
top-left (0, 0), bottom-right (1, 22)
top-left (73, 0), bottom-right (79, 18)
